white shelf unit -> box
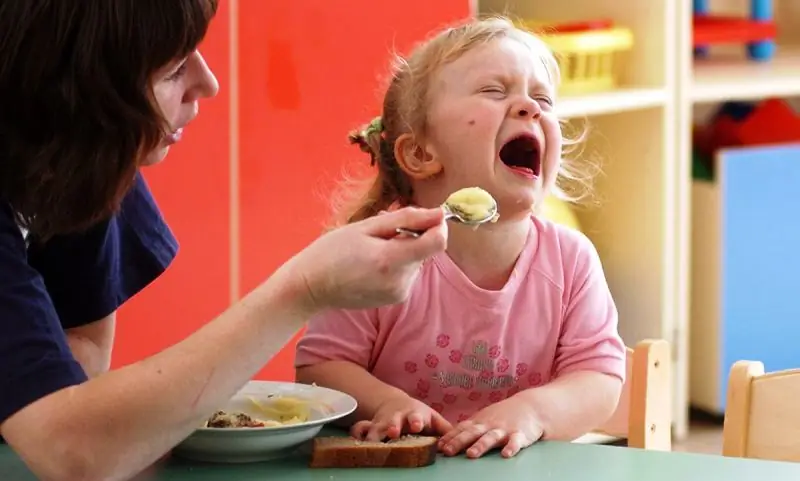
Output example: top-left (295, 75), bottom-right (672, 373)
top-left (692, 47), bottom-right (800, 103)
top-left (680, 0), bottom-right (800, 417)
top-left (480, 0), bottom-right (800, 441)
top-left (478, 0), bottom-right (686, 438)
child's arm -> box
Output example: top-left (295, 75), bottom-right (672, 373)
top-left (517, 232), bottom-right (626, 441)
top-left (297, 360), bottom-right (409, 421)
top-left (294, 308), bottom-right (422, 423)
top-left (514, 370), bottom-right (621, 441)
top-left (295, 309), bottom-right (451, 438)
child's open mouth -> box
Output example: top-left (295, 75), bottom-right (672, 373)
top-left (499, 133), bottom-right (542, 179)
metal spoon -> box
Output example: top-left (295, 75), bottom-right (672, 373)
top-left (395, 201), bottom-right (499, 238)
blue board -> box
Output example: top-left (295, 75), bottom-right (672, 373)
top-left (719, 143), bottom-right (800, 408)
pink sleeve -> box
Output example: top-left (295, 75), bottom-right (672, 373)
top-left (294, 307), bottom-right (379, 369)
top-left (554, 233), bottom-right (626, 382)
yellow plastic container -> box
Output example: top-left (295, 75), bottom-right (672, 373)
top-left (522, 20), bottom-right (634, 95)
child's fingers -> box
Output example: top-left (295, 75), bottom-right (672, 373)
top-left (405, 411), bottom-right (425, 433)
top-left (429, 410), bottom-right (454, 435)
top-left (364, 420), bottom-right (390, 442)
top-left (466, 428), bottom-right (507, 459)
top-left (386, 411), bottom-right (406, 438)
top-left (438, 417), bottom-right (467, 447)
top-left (349, 420), bottom-right (372, 440)
top-left (501, 431), bottom-right (530, 458)
top-left (364, 412), bottom-right (403, 441)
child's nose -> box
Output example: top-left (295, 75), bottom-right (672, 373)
top-left (514, 97), bottom-right (542, 119)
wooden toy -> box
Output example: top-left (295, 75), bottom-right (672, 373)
top-left (693, 0), bottom-right (777, 61)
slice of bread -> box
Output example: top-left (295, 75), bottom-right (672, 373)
top-left (309, 435), bottom-right (439, 468)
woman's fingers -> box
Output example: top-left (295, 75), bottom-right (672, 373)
top-left (362, 206), bottom-right (445, 239)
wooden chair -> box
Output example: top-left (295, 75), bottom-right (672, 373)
top-left (722, 360), bottom-right (800, 462)
top-left (573, 339), bottom-right (672, 450)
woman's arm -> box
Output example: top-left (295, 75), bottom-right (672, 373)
top-left (1, 205), bottom-right (447, 481)
top-left (297, 361), bottom-right (409, 422)
top-left (3, 272), bottom-right (313, 481)
top-left (514, 371), bottom-right (622, 440)
top-left (64, 313), bottom-right (116, 378)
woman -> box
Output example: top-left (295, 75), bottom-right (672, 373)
top-left (0, 2), bottom-right (447, 480)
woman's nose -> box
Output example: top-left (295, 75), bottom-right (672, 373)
top-left (184, 51), bottom-right (219, 101)
top-left (195, 54), bottom-right (220, 99)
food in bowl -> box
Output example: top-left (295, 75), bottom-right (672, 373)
top-left (203, 395), bottom-right (324, 429)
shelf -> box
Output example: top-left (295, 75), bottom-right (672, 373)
top-left (557, 87), bottom-right (667, 119)
top-left (692, 48), bottom-right (800, 103)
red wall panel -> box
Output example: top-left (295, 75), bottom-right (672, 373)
top-left (237, 0), bottom-right (472, 381)
top-left (110, 1), bottom-right (473, 380)
top-left (112, 3), bottom-right (232, 367)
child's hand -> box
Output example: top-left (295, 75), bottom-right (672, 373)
top-left (438, 395), bottom-right (543, 459)
top-left (350, 394), bottom-right (453, 441)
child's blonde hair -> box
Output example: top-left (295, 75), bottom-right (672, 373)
top-left (333, 16), bottom-right (592, 226)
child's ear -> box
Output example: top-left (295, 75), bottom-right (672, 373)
top-left (394, 133), bottom-right (442, 179)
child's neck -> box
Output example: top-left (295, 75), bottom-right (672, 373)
top-left (445, 218), bottom-right (531, 291)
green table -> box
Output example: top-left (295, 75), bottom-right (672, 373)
top-left (3, 435), bottom-right (800, 481)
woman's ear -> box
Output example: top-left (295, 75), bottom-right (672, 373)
top-left (394, 133), bottom-right (442, 180)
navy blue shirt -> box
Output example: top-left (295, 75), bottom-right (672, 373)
top-left (0, 172), bottom-right (178, 425)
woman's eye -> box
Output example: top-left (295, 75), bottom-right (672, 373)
top-left (166, 63), bottom-right (188, 81)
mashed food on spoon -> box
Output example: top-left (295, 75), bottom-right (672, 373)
top-left (444, 187), bottom-right (499, 223)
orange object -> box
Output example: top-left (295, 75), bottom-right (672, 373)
top-left (535, 19), bottom-right (614, 34)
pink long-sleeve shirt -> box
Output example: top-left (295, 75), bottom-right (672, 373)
top-left (295, 216), bottom-right (626, 424)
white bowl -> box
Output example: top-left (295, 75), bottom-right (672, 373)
top-left (172, 381), bottom-right (357, 464)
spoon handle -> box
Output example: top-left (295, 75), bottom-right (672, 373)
top-left (394, 212), bottom-right (457, 238)
top-left (394, 227), bottom-right (423, 238)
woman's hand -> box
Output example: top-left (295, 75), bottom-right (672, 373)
top-left (350, 394), bottom-right (453, 441)
top-left (289, 206), bottom-right (447, 312)
top-left (438, 395), bottom-right (544, 459)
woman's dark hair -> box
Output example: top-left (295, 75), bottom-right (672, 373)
top-left (0, 0), bottom-right (218, 240)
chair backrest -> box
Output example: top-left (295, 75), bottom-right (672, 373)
top-left (591, 339), bottom-right (672, 450)
top-left (723, 360), bottom-right (800, 462)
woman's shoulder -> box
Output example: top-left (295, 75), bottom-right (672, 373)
top-left (25, 173), bottom-right (179, 328)
top-left (0, 201), bottom-right (32, 263)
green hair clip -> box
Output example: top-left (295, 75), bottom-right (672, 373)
top-left (362, 116), bottom-right (383, 138)
top-left (348, 116), bottom-right (384, 166)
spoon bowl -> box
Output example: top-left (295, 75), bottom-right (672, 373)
top-left (395, 200), bottom-right (498, 238)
